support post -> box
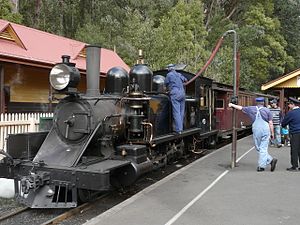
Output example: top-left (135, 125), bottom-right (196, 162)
top-left (279, 88), bottom-right (285, 115)
top-left (223, 30), bottom-right (238, 168)
top-left (0, 65), bottom-right (5, 113)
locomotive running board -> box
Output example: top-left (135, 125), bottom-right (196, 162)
top-left (151, 128), bottom-right (218, 145)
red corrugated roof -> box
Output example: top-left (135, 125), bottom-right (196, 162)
top-left (0, 19), bottom-right (130, 73)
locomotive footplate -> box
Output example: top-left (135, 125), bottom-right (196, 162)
top-left (12, 159), bottom-right (131, 208)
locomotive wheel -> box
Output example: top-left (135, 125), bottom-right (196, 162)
top-left (77, 188), bottom-right (98, 203)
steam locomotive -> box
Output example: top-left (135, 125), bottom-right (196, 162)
top-left (0, 45), bottom-right (273, 208)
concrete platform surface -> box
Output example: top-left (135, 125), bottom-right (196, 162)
top-left (84, 136), bottom-right (299, 225)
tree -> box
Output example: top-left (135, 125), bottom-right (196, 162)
top-left (148, 0), bottom-right (209, 71)
top-left (274, 0), bottom-right (300, 72)
top-left (202, 0), bottom-right (236, 84)
top-left (117, 10), bottom-right (156, 66)
top-left (19, 0), bottom-right (82, 37)
top-left (15, 0), bottom-right (297, 92)
top-left (0, 0), bottom-right (22, 23)
top-left (238, 3), bottom-right (288, 90)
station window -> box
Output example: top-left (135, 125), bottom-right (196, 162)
top-left (241, 95), bottom-right (249, 106)
top-left (246, 96), bottom-right (252, 106)
top-left (239, 95), bottom-right (244, 105)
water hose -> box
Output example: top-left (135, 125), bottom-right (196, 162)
top-left (185, 36), bottom-right (224, 86)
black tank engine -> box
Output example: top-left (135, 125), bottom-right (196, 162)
top-left (0, 46), bottom-right (217, 208)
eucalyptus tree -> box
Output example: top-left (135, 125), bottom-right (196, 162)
top-left (238, 2), bottom-right (288, 90)
top-left (0, 0), bottom-right (22, 23)
top-left (147, 0), bottom-right (209, 71)
top-left (201, 0), bottom-right (236, 84)
top-left (274, 0), bottom-right (300, 72)
top-left (18, 0), bottom-right (82, 37)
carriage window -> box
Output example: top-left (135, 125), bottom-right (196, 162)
top-left (216, 99), bottom-right (224, 109)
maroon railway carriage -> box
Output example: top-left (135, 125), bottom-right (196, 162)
top-left (213, 82), bottom-right (276, 137)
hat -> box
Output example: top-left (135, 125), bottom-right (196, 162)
top-left (270, 99), bottom-right (277, 104)
top-left (287, 97), bottom-right (300, 104)
top-left (255, 97), bottom-right (264, 102)
top-left (166, 64), bottom-right (175, 71)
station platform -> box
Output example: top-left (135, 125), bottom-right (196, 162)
top-left (84, 136), bottom-right (299, 225)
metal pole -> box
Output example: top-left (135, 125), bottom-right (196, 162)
top-left (223, 30), bottom-right (238, 168)
top-left (280, 89), bottom-right (284, 115)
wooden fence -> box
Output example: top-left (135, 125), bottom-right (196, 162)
top-left (0, 113), bottom-right (53, 151)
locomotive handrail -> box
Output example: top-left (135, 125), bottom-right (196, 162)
top-left (92, 96), bottom-right (122, 105)
top-left (141, 122), bottom-right (153, 144)
top-left (0, 150), bottom-right (13, 164)
top-left (121, 97), bottom-right (151, 101)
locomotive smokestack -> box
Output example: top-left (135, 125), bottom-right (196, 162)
top-left (86, 45), bottom-right (101, 97)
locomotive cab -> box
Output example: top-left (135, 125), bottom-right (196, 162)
top-left (152, 70), bottom-right (216, 136)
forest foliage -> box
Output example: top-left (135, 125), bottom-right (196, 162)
top-left (1, 0), bottom-right (300, 91)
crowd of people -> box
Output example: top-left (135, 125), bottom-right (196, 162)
top-left (229, 96), bottom-right (300, 172)
top-left (164, 63), bottom-right (300, 173)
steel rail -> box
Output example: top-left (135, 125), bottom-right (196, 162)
top-left (0, 206), bottom-right (29, 222)
top-left (40, 193), bottom-right (110, 225)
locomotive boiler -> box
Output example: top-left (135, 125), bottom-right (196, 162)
top-left (0, 45), bottom-right (219, 208)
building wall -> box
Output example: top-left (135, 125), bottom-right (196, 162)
top-left (4, 63), bottom-right (50, 103)
top-left (276, 76), bottom-right (300, 88)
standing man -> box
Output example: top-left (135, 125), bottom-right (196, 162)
top-left (228, 97), bottom-right (277, 172)
top-left (164, 64), bottom-right (187, 134)
top-left (281, 97), bottom-right (300, 171)
top-left (269, 99), bottom-right (282, 148)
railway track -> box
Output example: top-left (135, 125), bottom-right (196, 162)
top-left (41, 193), bottom-right (110, 225)
top-left (0, 193), bottom-right (112, 225)
top-left (0, 153), bottom-right (202, 225)
top-left (0, 207), bottom-right (29, 223)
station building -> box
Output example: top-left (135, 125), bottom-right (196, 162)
top-left (261, 68), bottom-right (300, 113)
top-left (0, 19), bottom-right (129, 113)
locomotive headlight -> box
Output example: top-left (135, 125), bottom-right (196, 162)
top-left (49, 63), bottom-right (80, 91)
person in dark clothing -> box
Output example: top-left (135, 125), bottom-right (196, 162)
top-left (164, 64), bottom-right (187, 134)
top-left (229, 97), bottom-right (277, 172)
top-left (281, 97), bottom-right (300, 171)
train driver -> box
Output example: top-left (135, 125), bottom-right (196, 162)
top-left (164, 64), bottom-right (187, 134)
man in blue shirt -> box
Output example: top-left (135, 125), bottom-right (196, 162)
top-left (229, 97), bottom-right (277, 172)
top-left (281, 97), bottom-right (300, 171)
top-left (164, 64), bottom-right (187, 134)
